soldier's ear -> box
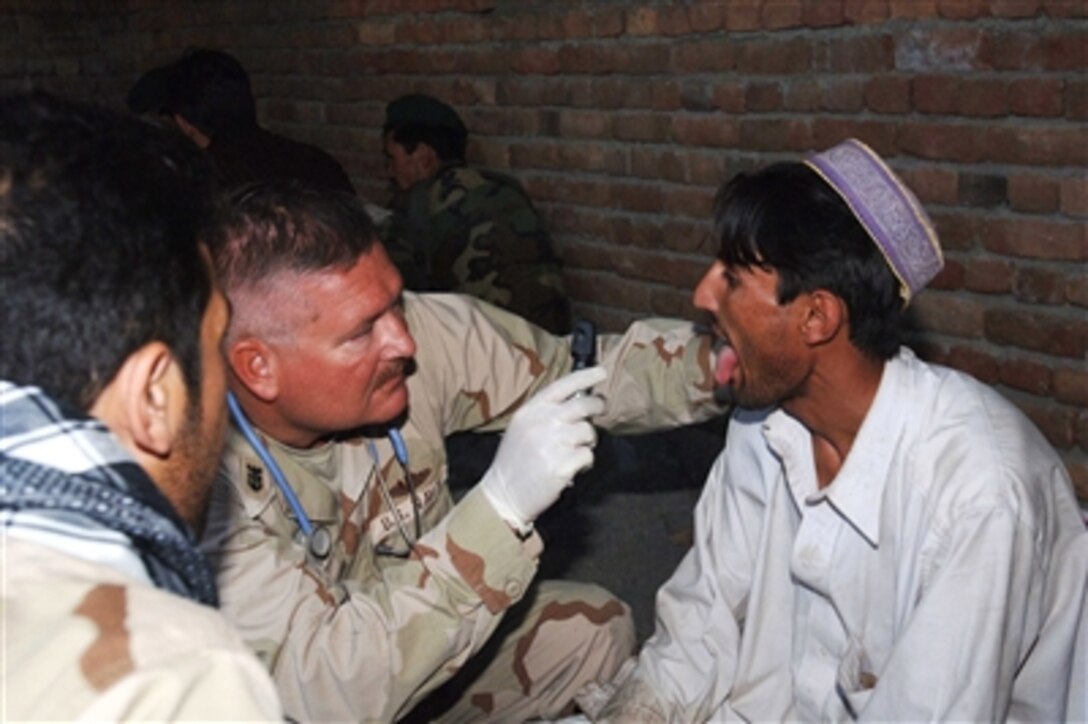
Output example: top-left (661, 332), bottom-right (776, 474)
top-left (414, 142), bottom-right (441, 179)
top-left (228, 337), bottom-right (280, 403)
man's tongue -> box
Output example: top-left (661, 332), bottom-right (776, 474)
top-left (715, 344), bottom-right (738, 387)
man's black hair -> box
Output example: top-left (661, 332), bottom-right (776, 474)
top-left (128, 48), bottom-right (257, 139)
top-left (383, 94), bottom-right (468, 162)
top-left (714, 162), bottom-right (905, 360)
top-left (0, 91), bottom-right (216, 411)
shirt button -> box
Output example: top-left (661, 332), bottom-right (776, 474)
top-left (504, 581), bottom-right (522, 598)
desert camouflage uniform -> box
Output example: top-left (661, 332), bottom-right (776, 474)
top-left (4, 539), bottom-right (282, 721)
top-left (383, 162), bottom-right (572, 334)
top-left (201, 292), bottom-right (720, 723)
top-left (1, 381), bottom-right (281, 721)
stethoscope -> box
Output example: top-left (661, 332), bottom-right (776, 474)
top-left (226, 391), bottom-right (420, 561)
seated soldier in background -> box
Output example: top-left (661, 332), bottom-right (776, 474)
top-left (128, 47), bottom-right (355, 194)
top-left (199, 180), bottom-right (723, 722)
top-left (588, 139), bottom-right (1088, 722)
top-left (381, 92), bottom-right (572, 334)
top-left (0, 92), bottom-right (281, 720)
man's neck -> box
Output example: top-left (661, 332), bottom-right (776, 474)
top-left (783, 349), bottom-right (888, 488)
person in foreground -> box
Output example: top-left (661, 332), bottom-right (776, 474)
top-left (0, 93), bottom-right (282, 720)
top-left (589, 138), bottom-right (1088, 721)
top-left (200, 181), bottom-right (721, 722)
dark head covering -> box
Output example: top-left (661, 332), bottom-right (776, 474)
top-left (384, 93), bottom-right (466, 135)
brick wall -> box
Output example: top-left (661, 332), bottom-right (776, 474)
top-left (4, 0), bottom-right (1086, 501)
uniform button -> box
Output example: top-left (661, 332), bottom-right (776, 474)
top-left (504, 581), bottom-right (522, 598)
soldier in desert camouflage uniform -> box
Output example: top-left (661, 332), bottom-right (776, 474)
top-left (200, 182), bottom-right (721, 722)
top-left (0, 93), bottom-right (281, 720)
top-left (381, 93), bottom-right (572, 334)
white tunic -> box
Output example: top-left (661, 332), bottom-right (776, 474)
top-left (615, 348), bottom-right (1087, 722)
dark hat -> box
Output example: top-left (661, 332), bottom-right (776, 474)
top-left (384, 93), bottom-right (466, 134)
top-left (127, 49), bottom-right (251, 116)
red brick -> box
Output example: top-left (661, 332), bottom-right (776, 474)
top-left (984, 307), bottom-right (1088, 358)
top-left (1032, 31), bottom-right (1088, 71)
top-left (803, 0), bottom-right (846, 26)
top-left (980, 217), bottom-right (1087, 261)
top-left (899, 29), bottom-right (985, 72)
top-left (625, 7), bottom-right (659, 36)
top-left (565, 269), bottom-right (651, 311)
top-left (740, 118), bottom-right (814, 151)
top-left (1077, 411), bottom-right (1088, 453)
top-left (1044, 0), bottom-right (1088, 17)
top-left (741, 38), bottom-right (814, 75)
top-left (762, 0), bottom-right (805, 29)
top-left (812, 118), bottom-right (898, 154)
top-left (559, 10), bottom-right (594, 38)
top-left (616, 113), bottom-right (669, 143)
top-left (888, 0), bottom-right (939, 17)
top-left (1008, 173), bottom-right (1061, 213)
top-left (844, 0), bottom-right (891, 23)
top-left (984, 126), bottom-right (1088, 166)
top-left (650, 286), bottom-right (698, 318)
top-left (1060, 175), bottom-right (1088, 217)
top-left (784, 78), bottom-right (822, 111)
top-left (688, 3), bottom-right (727, 33)
top-left (914, 293), bottom-right (986, 338)
top-left (913, 75), bottom-right (962, 114)
top-left (900, 123), bottom-right (986, 163)
top-left (663, 217), bottom-right (715, 254)
top-left (943, 344), bottom-right (1001, 383)
top-left (671, 115), bottom-right (741, 148)
top-left (1067, 273), bottom-right (1088, 308)
top-left (713, 81), bottom-right (747, 113)
top-left (610, 217), bottom-right (664, 249)
top-left (1016, 396), bottom-right (1077, 449)
top-left (652, 5), bottom-right (696, 35)
top-left (1068, 80), bottom-right (1088, 121)
top-left (688, 152), bottom-right (729, 186)
top-left (592, 7), bottom-right (625, 38)
top-left (821, 78), bottom-right (865, 112)
top-left (964, 257), bottom-right (1015, 294)
top-left (664, 187), bottom-right (716, 218)
top-left (1016, 266), bottom-right (1069, 304)
top-left (825, 33), bottom-right (894, 72)
top-left (1008, 78), bottom-right (1063, 118)
top-left (746, 82), bottom-right (783, 112)
top-left (864, 76), bottom-right (911, 114)
top-left (938, 0), bottom-right (989, 18)
top-left (930, 257), bottom-right (965, 291)
top-left (651, 80), bottom-right (684, 111)
top-left (631, 148), bottom-right (686, 182)
top-left (673, 40), bottom-right (740, 73)
top-left (958, 78), bottom-right (1009, 117)
top-left (991, 0), bottom-right (1044, 16)
top-left (724, 0), bottom-right (762, 30)
top-left (901, 166), bottom-right (959, 205)
top-left (1000, 356), bottom-right (1053, 396)
top-left (1054, 365), bottom-right (1088, 407)
top-left (557, 109), bottom-right (612, 139)
top-left (1068, 458), bottom-right (1088, 504)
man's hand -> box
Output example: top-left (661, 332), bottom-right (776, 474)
top-left (480, 366), bottom-right (608, 533)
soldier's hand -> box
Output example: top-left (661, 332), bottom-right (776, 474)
top-left (479, 366), bottom-right (607, 533)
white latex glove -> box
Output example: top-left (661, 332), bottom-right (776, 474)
top-left (480, 366), bottom-right (608, 533)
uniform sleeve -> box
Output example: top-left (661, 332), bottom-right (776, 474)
top-left (406, 292), bottom-right (720, 437)
top-left (203, 473), bottom-right (542, 723)
top-left (599, 419), bottom-right (765, 722)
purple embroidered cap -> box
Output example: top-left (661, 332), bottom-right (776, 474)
top-left (803, 138), bottom-right (944, 305)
